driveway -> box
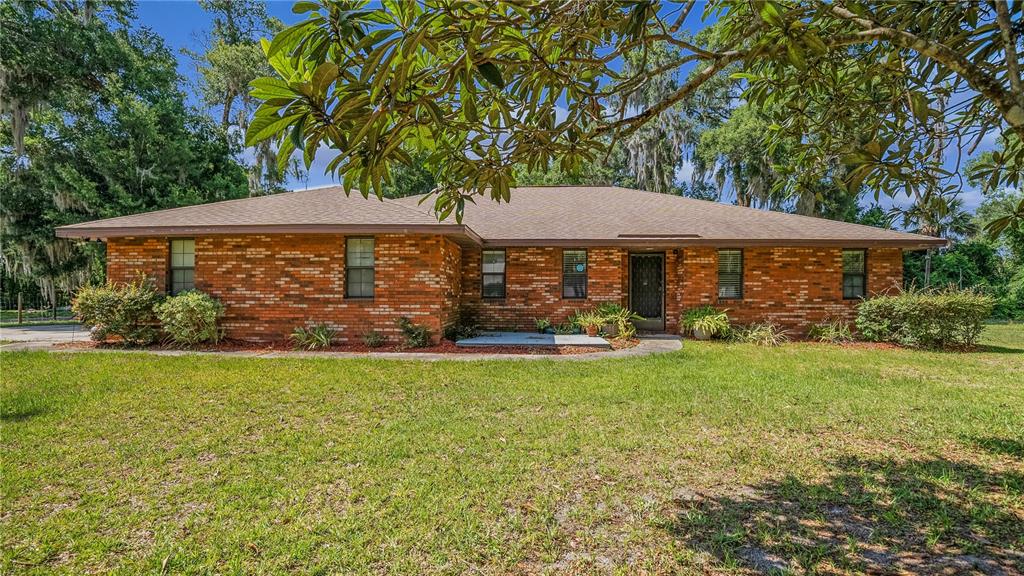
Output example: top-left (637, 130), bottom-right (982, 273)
top-left (0, 324), bottom-right (87, 350)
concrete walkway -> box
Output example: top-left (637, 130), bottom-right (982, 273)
top-left (0, 323), bottom-right (87, 347)
top-left (0, 332), bottom-right (682, 361)
top-left (456, 331), bottom-right (611, 348)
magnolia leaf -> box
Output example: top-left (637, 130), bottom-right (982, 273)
top-left (477, 62), bottom-right (505, 89)
top-left (245, 113), bottom-right (303, 146)
top-left (909, 91), bottom-right (930, 124)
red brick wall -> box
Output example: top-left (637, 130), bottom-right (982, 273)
top-left (106, 237), bottom-right (168, 292)
top-left (679, 246), bottom-right (902, 334)
top-left (106, 235), bottom-right (902, 341)
top-left (460, 247), bottom-right (628, 331)
top-left (106, 234), bottom-right (458, 344)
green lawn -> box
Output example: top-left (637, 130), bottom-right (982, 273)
top-left (2, 326), bottom-right (1022, 574)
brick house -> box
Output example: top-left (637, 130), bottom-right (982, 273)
top-left (56, 186), bottom-right (944, 342)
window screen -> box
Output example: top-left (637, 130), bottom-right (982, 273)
top-left (481, 250), bottom-right (506, 298)
top-left (346, 238), bottom-right (375, 298)
top-left (843, 249), bottom-right (866, 299)
top-left (562, 249), bottom-right (587, 299)
top-left (718, 249), bottom-right (743, 299)
top-left (169, 239), bottom-right (195, 295)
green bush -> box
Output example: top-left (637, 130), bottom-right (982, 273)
top-left (155, 291), bottom-right (224, 345)
top-left (681, 306), bottom-right (730, 338)
top-left (442, 307), bottom-right (479, 341)
top-left (534, 317), bottom-right (552, 333)
top-left (72, 276), bottom-right (162, 345)
top-left (361, 331), bottom-right (387, 348)
top-left (808, 318), bottom-right (854, 343)
top-left (855, 288), bottom-right (995, 349)
top-left (290, 323), bottom-right (336, 350)
top-left (397, 317), bottom-right (432, 348)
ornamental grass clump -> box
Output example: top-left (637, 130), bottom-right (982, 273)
top-left (855, 287), bottom-right (994, 349)
top-left (155, 291), bottom-right (224, 345)
top-left (731, 322), bottom-right (790, 347)
top-left (291, 323), bottom-right (336, 350)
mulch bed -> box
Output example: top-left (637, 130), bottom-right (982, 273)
top-left (55, 337), bottom-right (640, 356)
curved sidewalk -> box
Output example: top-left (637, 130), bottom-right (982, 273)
top-left (0, 331), bottom-right (682, 361)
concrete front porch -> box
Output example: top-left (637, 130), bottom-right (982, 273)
top-left (455, 331), bottom-right (611, 349)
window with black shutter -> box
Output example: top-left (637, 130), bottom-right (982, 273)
top-left (718, 249), bottom-right (743, 299)
top-left (481, 250), bottom-right (506, 298)
top-left (562, 249), bottom-right (587, 299)
top-left (843, 249), bottom-right (866, 299)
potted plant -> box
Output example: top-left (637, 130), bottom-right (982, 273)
top-left (596, 302), bottom-right (642, 339)
top-left (577, 311), bottom-right (603, 337)
top-left (534, 317), bottom-right (552, 334)
top-left (681, 306), bottom-right (730, 340)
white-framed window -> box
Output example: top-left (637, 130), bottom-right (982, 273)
top-left (346, 237), bottom-right (375, 298)
top-left (169, 239), bottom-right (195, 295)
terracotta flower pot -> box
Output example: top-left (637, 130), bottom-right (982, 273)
top-left (585, 325), bottom-right (599, 337)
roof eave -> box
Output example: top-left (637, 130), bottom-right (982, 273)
top-left (480, 237), bottom-right (948, 249)
top-left (55, 223), bottom-right (483, 245)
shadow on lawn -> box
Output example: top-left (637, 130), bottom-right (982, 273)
top-left (661, 455), bottom-right (1024, 575)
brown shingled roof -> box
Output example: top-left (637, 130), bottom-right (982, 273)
top-left (396, 186), bottom-right (945, 248)
top-left (56, 186), bottom-right (479, 242)
top-left (56, 184), bottom-right (944, 248)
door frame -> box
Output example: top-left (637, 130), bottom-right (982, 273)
top-left (628, 252), bottom-right (666, 332)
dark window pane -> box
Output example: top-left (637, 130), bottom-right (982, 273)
top-left (562, 250), bottom-right (587, 298)
top-left (843, 275), bottom-right (865, 299)
top-left (718, 250), bottom-right (742, 299)
top-left (347, 267), bottom-right (374, 298)
top-left (171, 268), bottom-right (194, 295)
top-left (482, 274), bottom-right (505, 298)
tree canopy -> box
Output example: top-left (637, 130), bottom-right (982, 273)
top-left (1, 0), bottom-right (248, 303)
top-left (245, 0), bottom-right (1024, 227)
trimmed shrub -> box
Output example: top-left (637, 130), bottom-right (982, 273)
top-left (155, 291), bottom-right (224, 345)
top-left (72, 276), bottom-right (162, 345)
top-left (808, 318), bottom-right (854, 343)
top-left (397, 317), bottom-right (431, 348)
top-left (291, 323), bottom-right (336, 350)
top-left (855, 288), bottom-right (995, 349)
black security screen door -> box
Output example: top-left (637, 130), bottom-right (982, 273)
top-left (630, 253), bottom-right (664, 329)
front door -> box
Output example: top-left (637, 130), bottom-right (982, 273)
top-left (630, 253), bottom-right (665, 331)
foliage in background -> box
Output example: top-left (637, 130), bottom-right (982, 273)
top-left (290, 323), bottom-right (336, 350)
top-left (855, 288), bottom-right (995, 349)
top-left (155, 291), bottom-right (224, 345)
top-left (190, 0), bottom-right (296, 196)
top-left (1, 0), bottom-right (248, 307)
top-left (71, 275), bottom-right (163, 345)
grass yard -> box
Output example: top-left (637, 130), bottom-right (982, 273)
top-left (2, 326), bottom-right (1022, 575)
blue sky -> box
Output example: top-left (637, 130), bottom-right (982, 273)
top-left (134, 0), bottom-right (989, 212)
